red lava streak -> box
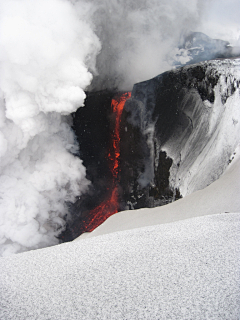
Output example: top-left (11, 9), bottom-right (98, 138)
top-left (108, 92), bottom-right (131, 178)
top-left (83, 92), bottom-right (131, 232)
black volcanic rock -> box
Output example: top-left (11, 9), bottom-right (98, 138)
top-left (119, 59), bottom-right (240, 209)
top-left (60, 90), bottom-right (117, 240)
top-left (73, 90), bottom-right (114, 185)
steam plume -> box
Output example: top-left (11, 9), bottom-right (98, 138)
top-left (0, 0), bottom-right (100, 256)
top-left (86, 0), bottom-right (240, 90)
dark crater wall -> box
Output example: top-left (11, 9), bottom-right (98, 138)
top-left (119, 59), bottom-right (239, 208)
top-left (60, 90), bottom-right (117, 241)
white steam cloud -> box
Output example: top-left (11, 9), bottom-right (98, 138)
top-left (0, 0), bottom-right (239, 256)
top-left (0, 0), bottom-right (100, 256)
top-left (86, 0), bottom-right (240, 90)
top-left (86, 0), bottom-right (205, 90)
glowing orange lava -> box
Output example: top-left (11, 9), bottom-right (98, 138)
top-left (108, 92), bottom-right (131, 178)
top-left (82, 92), bottom-right (131, 232)
top-left (83, 186), bottom-right (118, 232)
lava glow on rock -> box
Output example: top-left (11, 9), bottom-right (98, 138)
top-left (82, 92), bottom-right (131, 232)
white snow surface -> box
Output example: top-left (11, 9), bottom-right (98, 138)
top-left (0, 212), bottom-right (239, 320)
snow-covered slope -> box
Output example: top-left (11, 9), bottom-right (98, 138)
top-left (0, 212), bottom-right (239, 320)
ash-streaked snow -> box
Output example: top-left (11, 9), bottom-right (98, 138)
top-left (171, 59), bottom-right (240, 196)
top-left (0, 212), bottom-right (239, 320)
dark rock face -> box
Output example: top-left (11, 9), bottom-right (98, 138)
top-left (60, 90), bottom-right (117, 240)
top-left (73, 90), bottom-right (114, 190)
top-left (119, 59), bottom-right (240, 209)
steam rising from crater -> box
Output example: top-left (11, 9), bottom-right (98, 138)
top-left (85, 0), bottom-right (240, 90)
top-left (87, 0), bottom-right (204, 90)
top-left (0, 0), bottom-right (100, 256)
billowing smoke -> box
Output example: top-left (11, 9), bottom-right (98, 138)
top-left (85, 0), bottom-right (240, 90)
top-left (0, 0), bottom-right (100, 256)
top-left (0, 0), bottom-right (239, 255)
top-left (86, 0), bottom-right (205, 90)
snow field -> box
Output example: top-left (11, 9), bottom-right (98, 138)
top-left (0, 212), bottom-right (239, 319)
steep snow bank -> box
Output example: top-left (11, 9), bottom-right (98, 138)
top-left (0, 212), bottom-right (239, 319)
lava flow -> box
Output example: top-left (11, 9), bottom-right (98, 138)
top-left (82, 92), bottom-right (131, 232)
top-left (108, 92), bottom-right (131, 179)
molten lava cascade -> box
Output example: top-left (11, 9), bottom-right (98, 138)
top-left (81, 92), bottom-right (131, 232)
top-left (108, 92), bottom-right (131, 178)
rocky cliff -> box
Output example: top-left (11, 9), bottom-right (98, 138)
top-left (119, 58), bottom-right (240, 209)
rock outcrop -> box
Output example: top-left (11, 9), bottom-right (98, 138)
top-left (119, 58), bottom-right (240, 209)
